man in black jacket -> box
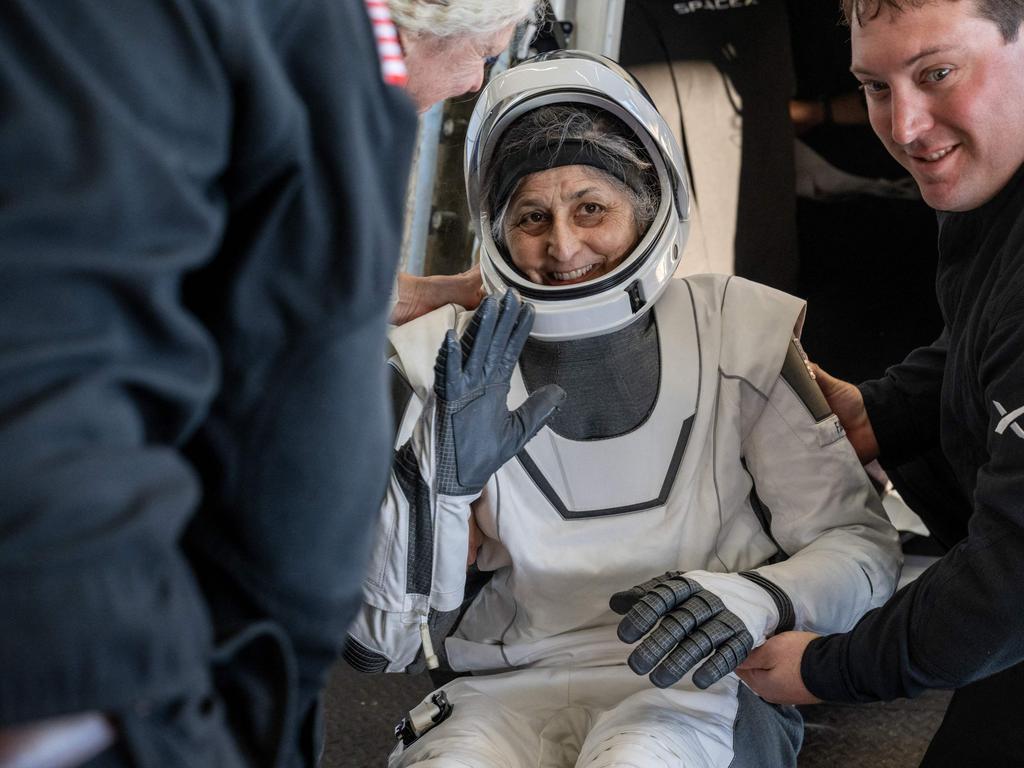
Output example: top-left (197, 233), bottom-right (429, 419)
top-left (737, 1), bottom-right (1024, 765)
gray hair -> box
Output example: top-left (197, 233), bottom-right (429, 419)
top-left (484, 105), bottom-right (661, 249)
top-left (387, 0), bottom-right (542, 38)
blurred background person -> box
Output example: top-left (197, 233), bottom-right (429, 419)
top-left (388, 0), bottom-right (541, 325)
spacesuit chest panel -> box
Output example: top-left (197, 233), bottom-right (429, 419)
top-left (508, 281), bottom-right (700, 518)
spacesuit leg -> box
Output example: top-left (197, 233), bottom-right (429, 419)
top-left (574, 677), bottom-right (798, 768)
top-left (388, 675), bottom-right (543, 768)
top-left (574, 678), bottom-right (738, 768)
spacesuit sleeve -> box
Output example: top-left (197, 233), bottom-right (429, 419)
top-left (739, 341), bottom-right (902, 636)
top-left (345, 354), bottom-right (475, 673)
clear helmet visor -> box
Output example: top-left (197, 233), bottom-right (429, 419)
top-left (465, 51), bottom-right (691, 341)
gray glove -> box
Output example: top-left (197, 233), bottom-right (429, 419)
top-left (610, 572), bottom-right (754, 689)
top-left (433, 290), bottom-right (565, 496)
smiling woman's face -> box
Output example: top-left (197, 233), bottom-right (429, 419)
top-left (503, 165), bottom-right (640, 286)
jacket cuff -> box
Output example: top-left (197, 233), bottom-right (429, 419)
top-left (800, 633), bottom-right (861, 703)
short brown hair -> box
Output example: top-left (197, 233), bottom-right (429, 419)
top-left (841, 0), bottom-right (1024, 41)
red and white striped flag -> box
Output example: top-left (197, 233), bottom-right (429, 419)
top-left (363, 0), bottom-right (408, 87)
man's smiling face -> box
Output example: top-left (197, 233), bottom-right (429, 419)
top-left (851, 0), bottom-right (1024, 211)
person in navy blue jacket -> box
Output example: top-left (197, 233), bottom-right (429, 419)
top-left (0, 1), bottom-right (419, 765)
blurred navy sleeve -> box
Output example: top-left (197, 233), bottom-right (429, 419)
top-left (0, 0), bottom-right (416, 726)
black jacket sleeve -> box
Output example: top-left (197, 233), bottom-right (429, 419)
top-left (859, 329), bottom-right (947, 468)
top-left (802, 310), bottom-right (1024, 701)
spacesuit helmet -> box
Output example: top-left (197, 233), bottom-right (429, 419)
top-left (465, 50), bottom-right (690, 341)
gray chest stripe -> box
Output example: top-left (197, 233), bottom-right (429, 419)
top-left (515, 413), bottom-right (695, 520)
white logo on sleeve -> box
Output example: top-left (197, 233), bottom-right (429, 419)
top-left (994, 401), bottom-right (1024, 438)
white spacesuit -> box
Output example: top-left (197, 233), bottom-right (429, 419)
top-left (346, 52), bottom-right (901, 768)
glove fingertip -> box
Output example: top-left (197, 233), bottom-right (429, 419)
top-left (616, 619), bottom-right (643, 644)
top-left (691, 666), bottom-right (720, 690)
top-left (649, 666), bottom-right (678, 689)
top-left (627, 647), bottom-right (657, 676)
top-left (608, 592), bottom-right (635, 616)
top-left (541, 385), bottom-right (566, 412)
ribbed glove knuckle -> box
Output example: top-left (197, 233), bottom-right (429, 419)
top-left (686, 626), bottom-right (717, 658)
top-left (662, 576), bottom-right (697, 604)
top-left (667, 606), bottom-right (699, 635)
top-left (699, 618), bottom-right (733, 646)
top-left (725, 634), bottom-right (752, 662)
top-left (648, 583), bottom-right (680, 612)
top-left (678, 592), bottom-right (720, 626)
top-left (736, 629), bottom-right (754, 653)
top-left (630, 570), bottom-right (685, 597)
top-left (644, 624), bottom-right (680, 659)
top-left (719, 610), bottom-right (747, 635)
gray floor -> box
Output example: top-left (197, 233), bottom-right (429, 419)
top-left (322, 660), bottom-right (951, 768)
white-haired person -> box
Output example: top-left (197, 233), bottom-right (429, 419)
top-left (346, 52), bottom-right (901, 768)
top-left (387, 0), bottom-right (543, 325)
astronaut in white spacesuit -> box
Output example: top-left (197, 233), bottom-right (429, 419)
top-left (345, 51), bottom-right (901, 768)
